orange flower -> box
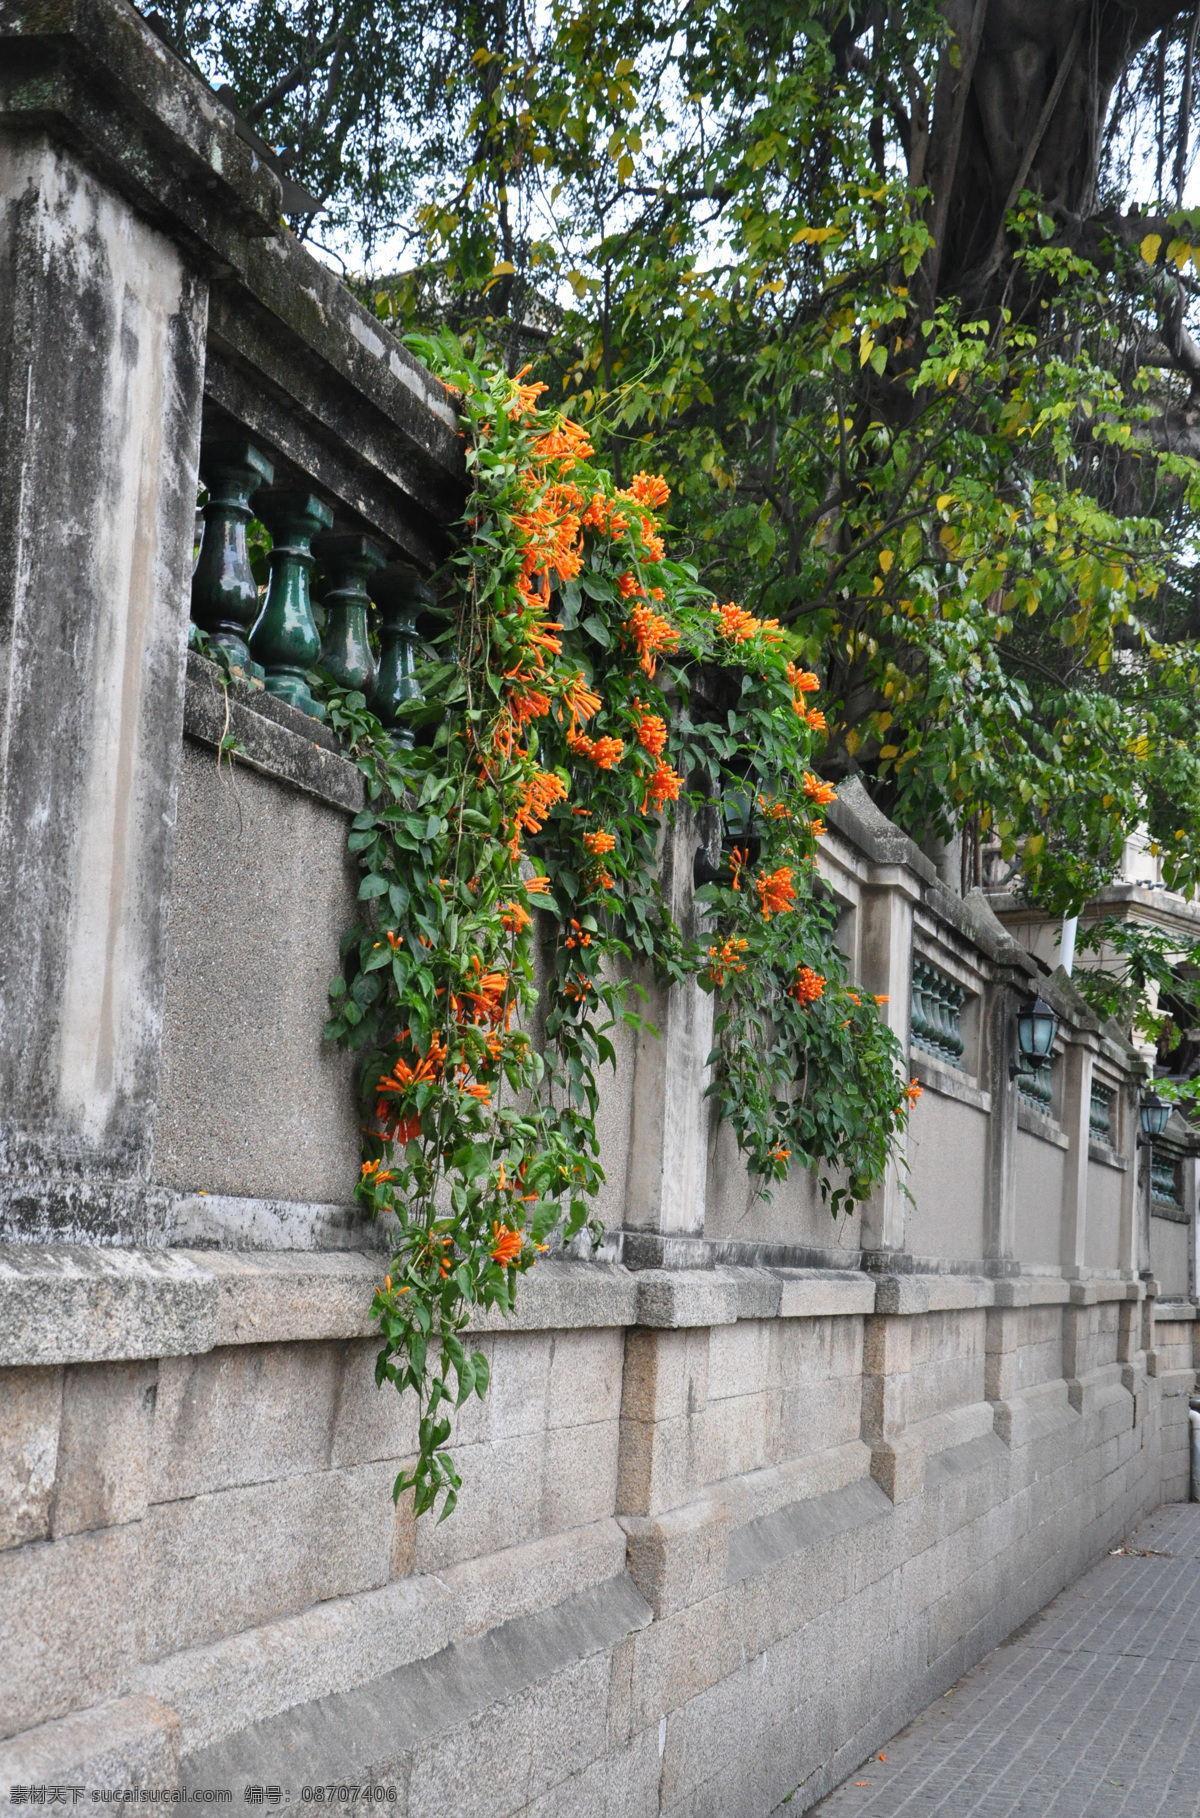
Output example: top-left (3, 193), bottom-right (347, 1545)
top-left (568, 732), bottom-right (625, 769)
top-left (361, 1159), bottom-right (396, 1182)
top-left (531, 416), bottom-right (593, 469)
top-left (803, 772), bottom-right (837, 806)
top-left (581, 494), bottom-right (630, 536)
top-left (639, 518), bottom-right (665, 562)
top-left (635, 707), bottom-right (667, 757)
top-left (377, 1033), bottom-right (448, 1096)
top-left (375, 1103), bottom-right (423, 1144)
top-left (500, 900), bottom-right (531, 934)
top-left (755, 867), bottom-right (797, 919)
top-left (905, 1078), bottom-right (923, 1106)
top-left (507, 374), bottom-right (549, 418)
top-left (525, 620), bottom-right (564, 660)
top-left (516, 568), bottom-right (549, 609)
top-left (462, 1081), bottom-right (492, 1104)
top-left (524, 875), bottom-right (552, 894)
top-left (618, 570), bottom-right (644, 598)
top-left (758, 794), bottom-right (790, 821)
top-left (642, 759), bottom-right (683, 813)
top-left (510, 684), bottom-right (552, 725)
top-left (564, 916), bottom-right (592, 951)
top-left (512, 493), bottom-right (583, 585)
top-left (491, 1222), bottom-right (524, 1267)
top-left (584, 829), bottom-right (617, 854)
top-left (386, 930), bottom-right (403, 950)
top-left (627, 470), bottom-right (670, 509)
top-left (459, 960), bottom-right (512, 1028)
top-left (806, 708), bottom-right (827, 732)
top-left (792, 966), bottom-right (825, 1005)
top-left (787, 663), bottom-right (820, 694)
top-left (591, 736), bottom-right (625, 770)
top-left (627, 604), bottom-right (680, 677)
top-left (808, 819), bottom-right (827, 838)
top-left (711, 602), bottom-right (781, 644)
top-left (768, 1145), bottom-right (791, 1164)
top-left (559, 673), bottom-right (603, 728)
top-left (511, 768), bottom-right (569, 852)
top-left (596, 870), bottom-right (615, 889)
top-left (729, 845), bottom-right (749, 891)
top-left (706, 936), bottom-right (749, 986)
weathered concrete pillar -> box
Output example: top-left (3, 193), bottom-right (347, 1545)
top-left (1118, 1081), bottom-right (1141, 1280)
top-left (0, 131), bottom-right (204, 1235)
top-left (982, 977), bottom-right (1022, 1269)
top-left (1184, 1152), bottom-right (1199, 1304)
top-left (623, 800), bottom-right (714, 1242)
top-left (1135, 1109), bottom-right (1154, 1280)
top-left (1059, 1037), bottom-right (1094, 1279)
top-left (856, 867), bottom-right (919, 1256)
top-left (0, 1), bottom-right (280, 1238)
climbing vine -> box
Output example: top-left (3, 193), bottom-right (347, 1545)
top-left (320, 334), bottom-right (916, 1519)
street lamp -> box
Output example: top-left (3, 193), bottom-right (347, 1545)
top-left (1010, 995), bottom-right (1059, 1079)
top-left (1139, 1090), bottom-right (1171, 1144)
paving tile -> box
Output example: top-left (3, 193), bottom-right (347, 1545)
top-left (805, 1506), bottom-right (1200, 1818)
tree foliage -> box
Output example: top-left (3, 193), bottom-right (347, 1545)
top-left (173, 0), bottom-right (1200, 911)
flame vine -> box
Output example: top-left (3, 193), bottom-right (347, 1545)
top-left (321, 334), bottom-right (914, 1518)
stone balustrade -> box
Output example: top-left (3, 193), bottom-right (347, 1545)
top-left (1089, 1080), bottom-right (1114, 1142)
top-left (910, 955), bottom-right (966, 1068)
top-left (190, 441), bottom-right (430, 730)
top-left (1152, 1148), bottom-right (1182, 1209)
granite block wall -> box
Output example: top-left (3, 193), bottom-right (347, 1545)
top-left (0, 1257), bottom-right (1189, 1817)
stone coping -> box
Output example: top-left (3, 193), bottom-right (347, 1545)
top-left (1016, 1102), bottom-right (1070, 1148)
top-left (911, 1058), bottom-right (991, 1114)
top-left (1154, 1298), bottom-right (1198, 1321)
top-left (0, 1245), bottom-right (1154, 1367)
top-left (183, 654), bottom-right (366, 813)
top-left (1087, 1139), bottom-right (1128, 1171)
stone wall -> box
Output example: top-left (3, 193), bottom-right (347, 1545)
top-left (1, 3), bottom-right (1199, 1814)
top-left (0, 1252), bottom-right (1189, 1816)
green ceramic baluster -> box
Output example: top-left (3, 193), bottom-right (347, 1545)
top-left (190, 441), bottom-right (274, 671)
top-left (250, 489), bottom-right (335, 720)
top-left (313, 532), bottom-right (387, 697)
top-left (374, 570), bottom-right (433, 748)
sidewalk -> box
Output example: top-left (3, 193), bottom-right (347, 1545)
top-left (807, 1503), bottom-right (1200, 1818)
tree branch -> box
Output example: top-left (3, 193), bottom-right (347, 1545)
top-left (244, 28), bottom-right (347, 126)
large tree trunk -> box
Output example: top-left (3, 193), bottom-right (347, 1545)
top-left (921, 0), bottom-right (1189, 303)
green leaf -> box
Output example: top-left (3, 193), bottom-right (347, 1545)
top-left (581, 613), bottom-right (612, 647)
